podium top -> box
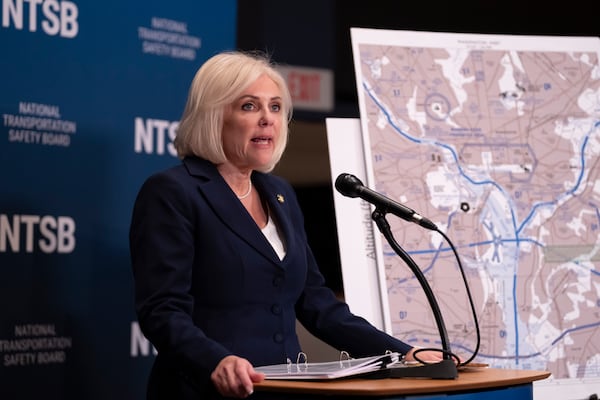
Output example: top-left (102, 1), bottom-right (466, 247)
top-left (254, 368), bottom-right (551, 396)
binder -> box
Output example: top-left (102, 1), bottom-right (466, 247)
top-left (254, 351), bottom-right (401, 380)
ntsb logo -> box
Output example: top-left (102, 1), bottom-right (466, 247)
top-left (134, 117), bottom-right (178, 157)
top-left (1, 0), bottom-right (79, 38)
top-left (0, 214), bottom-right (76, 253)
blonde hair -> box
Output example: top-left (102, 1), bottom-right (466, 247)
top-left (174, 51), bottom-right (293, 173)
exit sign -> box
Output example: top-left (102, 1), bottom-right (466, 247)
top-left (277, 65), bottom-right (334, 112)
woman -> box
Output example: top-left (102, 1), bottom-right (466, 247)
top-left (130, 51), bottom-right (441, 399)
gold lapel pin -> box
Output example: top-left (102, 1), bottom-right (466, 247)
top-left (276, 194), bottom-right (285, 203)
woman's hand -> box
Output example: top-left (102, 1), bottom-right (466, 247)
top-left (211, 355), bottom-right (265, 398)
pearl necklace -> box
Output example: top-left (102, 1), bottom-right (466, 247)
top-left (237, 180), bottom-right (252, 200)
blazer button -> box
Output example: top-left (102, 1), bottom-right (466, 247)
top-left (272, 276), bottom-right (283, 287)
top-left (271, 304), bottom-right (282, 315)
top-left (273, 333), bottom-right (283, 343)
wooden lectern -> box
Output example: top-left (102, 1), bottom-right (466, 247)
top-left (254, 368), bottom-right (550, 399)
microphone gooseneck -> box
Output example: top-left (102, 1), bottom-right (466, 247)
top-left (335, 171), bottom-right (481, 371)
top-left (335, 173), bottom-right (437, 231)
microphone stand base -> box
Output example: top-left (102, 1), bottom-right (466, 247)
top-left (384, 359), bottom-right (458, 379)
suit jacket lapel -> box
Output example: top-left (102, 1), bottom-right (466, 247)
top-left (183, 157), bottom-right (285, 265)
top-left (253, 173), bottom-right (294, 261)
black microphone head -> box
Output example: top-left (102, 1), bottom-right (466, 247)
top-left (335, 173), bottom-right (364, 198)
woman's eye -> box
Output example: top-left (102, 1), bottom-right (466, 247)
top-left (242, 103), bottom-right (255, 111)
top-left (271, 103), bottom-right (281, 112)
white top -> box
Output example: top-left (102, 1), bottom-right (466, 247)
top-left (261, 213), bottom-right (286, 260)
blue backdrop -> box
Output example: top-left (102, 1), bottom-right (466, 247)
top-left (0, 1), bottom-right (236, 398)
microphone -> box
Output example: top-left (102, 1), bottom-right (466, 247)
top-left (335, 173), bottom-right (438, 231)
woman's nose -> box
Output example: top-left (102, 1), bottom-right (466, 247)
top-left (259, 113), bottom-right (274, 126)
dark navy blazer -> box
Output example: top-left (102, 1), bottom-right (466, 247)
top-left (130, 157), bottom-right (412, 399)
